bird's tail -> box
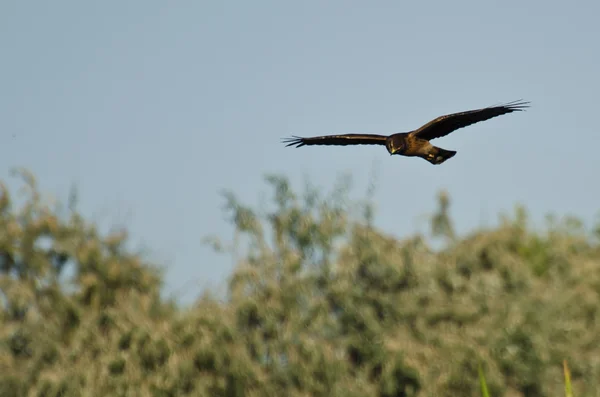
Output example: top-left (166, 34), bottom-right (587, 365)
top-left (426, 146), bottom-right (457, 165)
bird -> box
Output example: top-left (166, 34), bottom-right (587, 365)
top-left (282, 100), bottom-right (529, 165)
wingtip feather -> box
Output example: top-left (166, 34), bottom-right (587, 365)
top-left (281, 136), bottom-right (305, 148)
top-left (499, 99), bottom-right (531, 111)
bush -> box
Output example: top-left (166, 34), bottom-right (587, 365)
top-left (1, 170), bottom-right (599, 396)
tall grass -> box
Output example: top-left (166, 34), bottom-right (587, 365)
top-left (478, 364), bottom-right (491, 397)
top-left (478, 361), bottom-right (575, 397)
top-left (564, 360), bottom-right (574, 397)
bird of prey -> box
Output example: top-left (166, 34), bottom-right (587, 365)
top-left (282, 100), bottom-right (529, 165)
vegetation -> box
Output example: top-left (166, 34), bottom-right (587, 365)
top-left (1, 169), bottom-right (599, 396)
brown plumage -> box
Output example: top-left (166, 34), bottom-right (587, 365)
top-left (282, 100), bottom-right (529, 165)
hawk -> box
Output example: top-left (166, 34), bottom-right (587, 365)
top-left (283, 100), bottom-right (529, 165)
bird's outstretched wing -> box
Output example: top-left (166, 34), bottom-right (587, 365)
top-left (282, 134), bottom-right (387, 148)
top-left (410, 100), bottom-right (530, 141)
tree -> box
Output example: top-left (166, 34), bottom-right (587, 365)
top-left (1, 170), bottom-right (599, 396)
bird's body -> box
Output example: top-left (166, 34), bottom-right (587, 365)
top-left (385, 133), bottom-right (457, 165)
top-left (283, 100), bottom-right (529, 165)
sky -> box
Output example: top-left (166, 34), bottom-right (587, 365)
top-left (2, 1), bottom-right (599, 304)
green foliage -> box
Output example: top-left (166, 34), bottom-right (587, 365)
top-left (1, 170), bottom-right (599, 396)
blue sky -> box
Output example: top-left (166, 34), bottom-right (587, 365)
top-left (2, 1), bottom-right (599, 304)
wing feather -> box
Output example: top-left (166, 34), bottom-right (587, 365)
top-left (282, 134), bottom-right (387, 148)
top-left (411, 100), bottom-right (530, 141)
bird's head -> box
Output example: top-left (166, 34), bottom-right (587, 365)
top-left (386, 139), bottom-right (403, 155)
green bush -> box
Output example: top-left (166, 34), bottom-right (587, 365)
top-left (1, 170), bottom-right (599, 396)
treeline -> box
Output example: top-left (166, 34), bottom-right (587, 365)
top-left (1, 170), bottom-right (599, 396)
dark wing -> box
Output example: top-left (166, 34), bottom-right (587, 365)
top-left (410, 100), bottom-right (530, 141)
top-left (282, 134), bottom-right (387, 148)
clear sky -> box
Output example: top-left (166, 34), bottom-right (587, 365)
top-left (2, 1), bottom-right (599, 304)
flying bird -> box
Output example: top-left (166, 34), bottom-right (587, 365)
top-left (282, 100), bottom-right (529, 165)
